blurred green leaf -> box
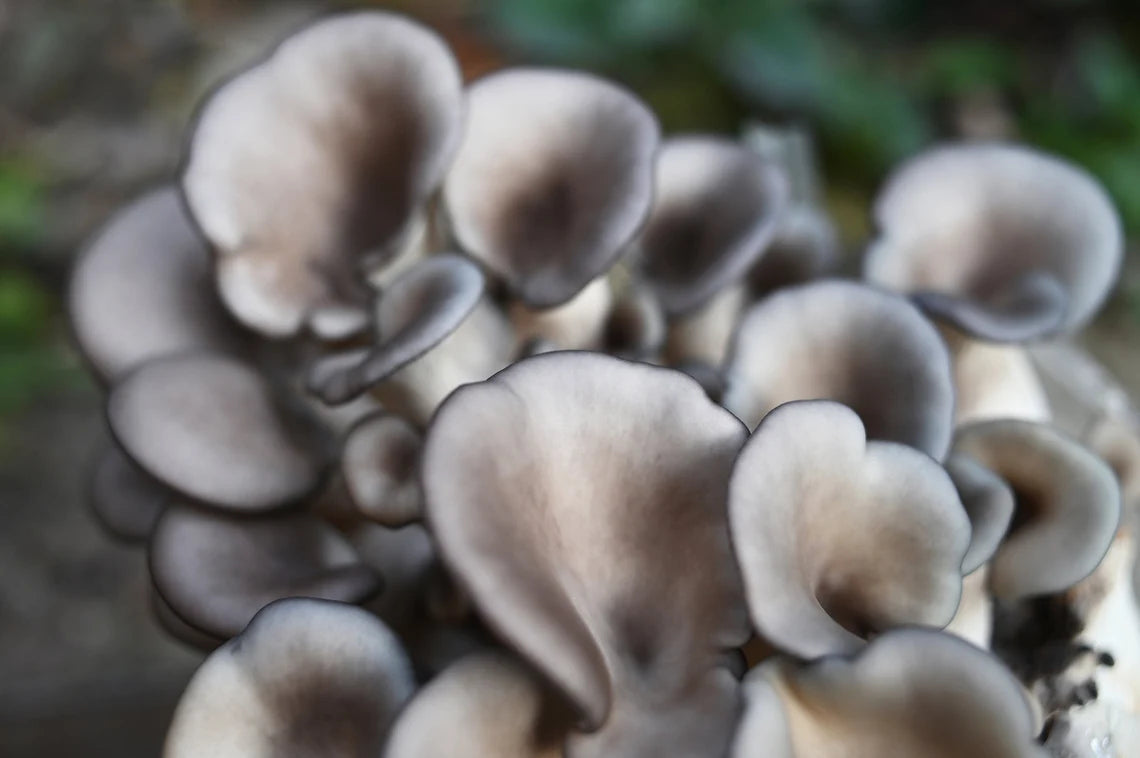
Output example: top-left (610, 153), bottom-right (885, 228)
top-left (0, 159), bottom-right (48, 251)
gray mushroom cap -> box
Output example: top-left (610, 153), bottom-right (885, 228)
top-left (88, 441), bottom-right (169, 542)
top-left (729, 401), bottom-right (970, 659)
top-left (746, 205), bottom-right (838, 298)
top-left (732, 629), bottom-right (1048, 758)
top-left (945, 453), bottom-right (1017, 574)
top-left (953, 419), bottom-right (1121, 598)
top-left (182, 11), bottom-right (464, 338)
top-left (68, 187), bottom-right (243, 382)
top-left (164, 598), bottom-right (415, 758)
top-left (636, 135), bottom-right (788, 315)
top-left (341, 412), bottom-right (423, 527)
top-left (385, 652), bottom-right (565, 758)
top-left (108, 352), bottom-right (333, 511)
top-left (150, 504), bottom-right (382, 639)
top-left (865, 143), bottom-right (1122, 342)
top-left (422, 352), bottom-right (749, 756)
top-left (444, 68), bottom-right (660, 307)
top-left (307, 254), bottom-right (486, 405)
top-left (723, 280), bottom-right (955, 459)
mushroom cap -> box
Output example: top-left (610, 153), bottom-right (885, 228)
top-left (444, 68), bottom-right (659, 307)
top-left (637, 136), bottom-right (788, 315)
top-left (732, 629), bottom-right (1047, 758)
top-left (953, 420), bottom-right (1120, 598)
top-left (723, 280), bottom-right (955, 459)
top-left (729, 401), bottom-right (970, 659)
top-left (108, 352), bottom-right (332, 511)
top-left (164, 598), bottom-right (415, 758)
top-left (182, 11), bottom-right (464, 338)
top-left (385, 652), bottom-right (565, 758)
top-left (422, 352), bottom-right (749, 752)
top-left (746, 205), bottom-right (838, 298)
top-left (68, 187), bottom-right (242, 382)
top-left (944, 453), bottom-right (1016, 574)
top-left (150, 503), bottom-right (382, 639)
top-left (88, 441), bottom-right (170, 542)
top-left (307, 254), bottom-right (486, 405)
top-left (341, 412), bottom-right (423, 527)
top-left (865, 143), bottom-right (1122, 342)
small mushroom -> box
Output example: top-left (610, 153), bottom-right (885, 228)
top-left (308, 254), bottom-right (514, 424)
top-left (601, 281), bottom-right (666, 360)
top-left (745, 205), bottom-right (838, 299)
top-left (182, 11), bottom-right (465, 338)
top-left (664, 284), bottom-right (747, 368)
top-left (150, 503), bottom-right (382, 639)
top-left (509, 276), bottom-right (614, 350)
top-left (164, 598), bottom-right (415, 757)
top-left (444, 68), bottom-right (659, 307)
top-left (953, 419), bottom-right (1120, 599)
top-left (341, 412), bottom-right (423, 527)
top-left (723, 280), bottom-right (955, 459)
top-left (728, 401), bottom-right (969, 659)
top-left (732, 629), bottom-right (1047, 758)
top-left (865, 143), bottom-right (1122, 342)
top-left (68, 187), bottom-right (243, 383)
top-left (422, 352), bottom-right (749, 757)
top-left (108, 352), bottom-right (332, 511)
top-left (635, 136), bottom-right (787, 315)
top-left (88, 441), bottom-right (170, 542)
top-left (385, 652), bottom-right (566, 758)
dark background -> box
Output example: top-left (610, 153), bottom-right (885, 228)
top-left (2, 1), bottom-right (1138, 754)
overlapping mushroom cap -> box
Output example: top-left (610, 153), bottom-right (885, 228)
top-left (732, 629), bottom-right (1048, 758)
top-left (422, 352), bottom-right (750, 757)
top-left (69, 187), bottom-right (243, 382)
top-left (182, 11), bottom-right (465, 338)
top-left (164, 598), bottom-right (415, 757)
top-left (635, 136), bottom-right (787, 315)
top-left (952, 419), bottom-right (1120, 598)
top-left (444, 68), bottom-right (659, 307)
top-left (729, 401), bottom-right (970, 658)
top-left (865, 143), bottom-right (1122, 342)
top-left (723, 280), bottom-right (955, 458)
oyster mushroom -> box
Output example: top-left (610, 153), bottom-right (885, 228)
top-left (664, 284), bottom-right (747, 369)
top-left (422, 352), bottom-right (749, 758)
top-left (182, 11), bottom-right (464, 338)
top-left (509, 276), bottom-right (614, 351)
top-left (635, 135), bottom-right (787, 315)
top-left (444, 68), bottom-right (659, 307)
top-left (865, 143), bottom-right (1122, 342)
top-left (745, 205), bottom-right (838, 299)
top-left (68, 187), bottom-right (243, 383)
top-left (386, 652), bottom-right (567, 758)
top-left (953, 419), bottom-right (1120, 599)
top-left (729, 401), bottom-right (969, 659)
top-left (150, 504), bottom-right (381, 639)
top-left (723, 280), bottom-right (955, 459)
top-left (164, 598), bottom-right (414, 757)
top-left (341, 412), bottom-right (424, 527)
top-left (88, 442), bottom-right (170, 542)
top-left (108, 352), bottom-right (333, 512)
top-left (732, 629), bottom-right (1047, 757)
top-left (947, 329), bottom-right (1051, 426)
top-left (307, 254), bottom-right (514, 425)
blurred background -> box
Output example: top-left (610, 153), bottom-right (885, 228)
top-left (1, 0), bottom-right (1138, 754)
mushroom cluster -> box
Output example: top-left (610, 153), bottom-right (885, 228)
top-left (68, 10), bottom-right (1140, 758)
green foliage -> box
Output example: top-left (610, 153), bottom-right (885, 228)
top-left (0, 159), bottom-right (47, 250)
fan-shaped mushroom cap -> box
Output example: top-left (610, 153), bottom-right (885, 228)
top-left (636, 136), bottom-right (787, 315)
top-left (953, 419), bottom-right (1120, 598)
top-left (164, 598), bottom-right (414, 758)
top-left (88, 442), bottom-right (169, 542)
top-left (422, 352), bottom-right (750, 756)
top-left (108, 352), bottom-right (332, 511)
top-left (69, 187), bottom-right (242, 382)
top-left (729, 401), bottom-right (969, 659)
top-left (948, 331), bottom-right (1051, 426)
top-left (342, 412), bottom-right (423, 527)
top-left (732, 629), bottom-right (1047, 758)
top-left (510, 276), bottom-right (614, 350)
top-left (182, 11), bottom-right (464, 338)
top-left (386, 652), bottom-right (565, 758)
top-left (444, 68), bottom-right (659, 307)
top-left (865, 143), bottom-right (1122, 342)
top-left (150, 504), bottom-right (381, 639)
top-left (152, 589), bottom-right (224, 652)
top-left (307, 254), bottom-right (487, 405)
top-left (746, 205), bottom-right (838, 298)
top-left (945, 453), bottom-right (1017, 574)
top-left (723, 280), bottom-right (955, 459)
